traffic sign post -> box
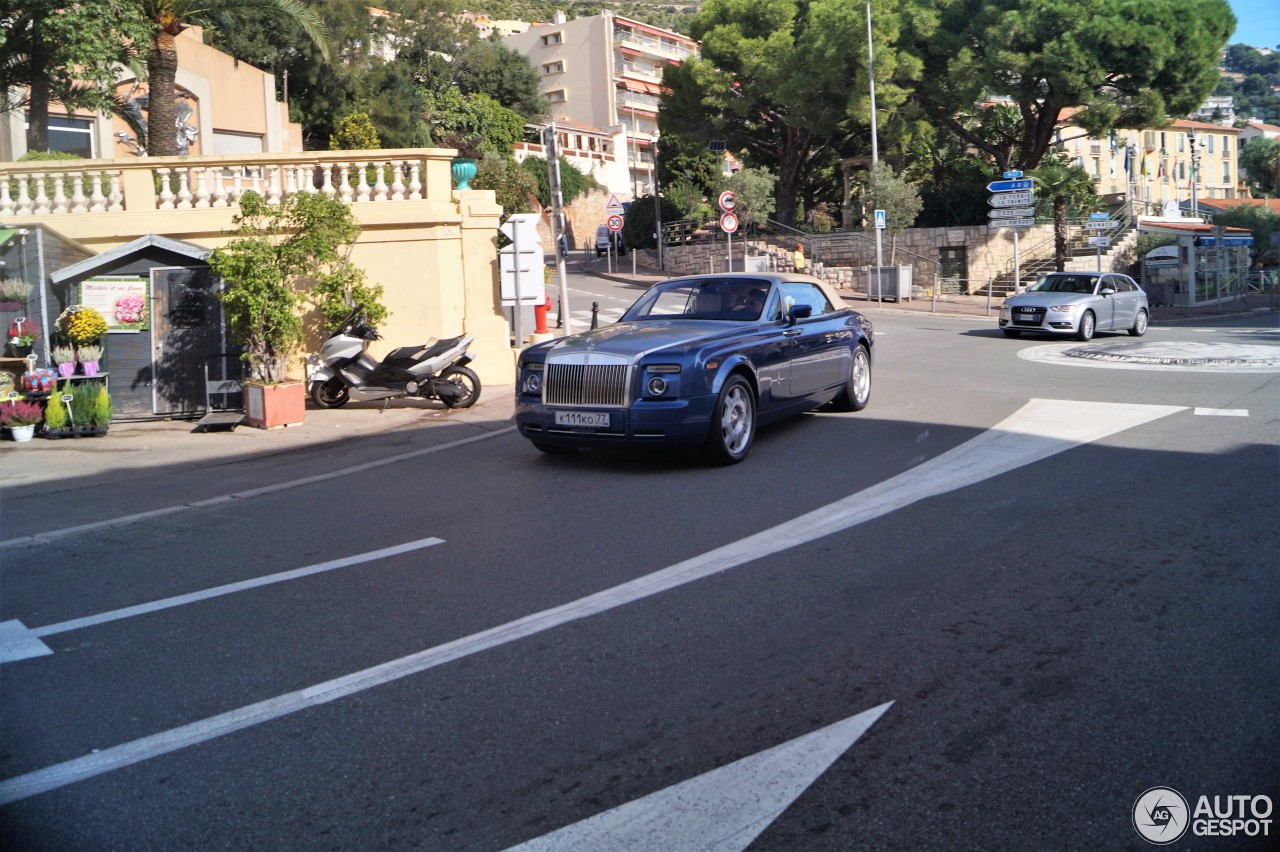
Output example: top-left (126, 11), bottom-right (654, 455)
top-left (499, 213), bottom-right (545, 346)
top-left (1090, 235), bottom-right (1111, 271)
top-left (987, 178), bottom-right (1034, 193)
top-left (989, 179), bottom-right (1037, 293)
top-left (720, 212), bottom-right (738, 271)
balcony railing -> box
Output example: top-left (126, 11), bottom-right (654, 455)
top-left (0, 149), bottom-right (456, 218)
top-left (613, 29), bottom-right (698, 61)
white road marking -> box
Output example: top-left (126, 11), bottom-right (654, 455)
top-left (0, 428), bottom-right (514, 549)
top-left (0, 400), bottom-right (1183, 806)
top-left (507, 702), bottom-right (894, 852)
top-left (1019, 342), bottom-right (1280, 372)
top-left (0, 539), bottom-right (444, 665)
top-left (1194, 408), bottom-right (1248, 416)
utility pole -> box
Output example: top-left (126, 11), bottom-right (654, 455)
top-left (866, 1), bottom-right (883, 289)
top-left (1189, 128), bottom-right (1201, 220)
top-left (545, 122), bottom-right (572, 335)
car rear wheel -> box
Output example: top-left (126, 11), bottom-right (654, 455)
top-left (1128, 308), bottom-right (1149, 337)
top-left (1002, 328), bottom-right (1021, 338)
top-left (1076, 310), bottom-right (1096, 342)
top-left (830, 345), bottom-right (871, 412)
top-left (704, 375), bottom-right (755, 465)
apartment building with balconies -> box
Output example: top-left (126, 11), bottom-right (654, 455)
top-left (1054, 112), bottom-right (1242, 214)
top-left (503, 10), bottom-right (698, 200)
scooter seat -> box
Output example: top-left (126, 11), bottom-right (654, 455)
top-left (415, 335), bottom-right (466, 361)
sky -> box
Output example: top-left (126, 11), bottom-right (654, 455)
top-left (1227, 0), bottom-right (1280, 50)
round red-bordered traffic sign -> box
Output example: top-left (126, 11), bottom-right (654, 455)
top-left (720, 212), bottom-right (739, 233)
top-left (606, 214), bottom-right (624, 232)
top-left (718, 190), bottom-right (736, 211)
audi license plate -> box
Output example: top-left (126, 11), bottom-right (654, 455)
top-left (1020, 311), bottom-right (1038, 319)
top-left (555, 411), bottom-right (610, 428)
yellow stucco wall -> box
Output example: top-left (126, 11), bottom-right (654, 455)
top-left (0, 153), bottom-right (519, 386)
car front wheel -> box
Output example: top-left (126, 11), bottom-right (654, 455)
top-left (1129, 309), bottom-right (1149, 337)
top-left (830, 345), bottom-right (871, 412)
top-left (704, 375), bottom-right (755, 465)
top-left (1076, 310), bottom-right (1096, 342)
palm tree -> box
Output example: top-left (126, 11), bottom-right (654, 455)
top-left (134, 0), bottom-right (330, 157)
top-left (1029, 153), bottom-right (1099, 271)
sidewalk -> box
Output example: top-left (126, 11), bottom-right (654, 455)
top-left (0, 387), bottom-right (518, 488)
top-left (582, 258), bottom-right (1279, 325)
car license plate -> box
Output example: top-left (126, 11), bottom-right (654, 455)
top-left (555, 411), bottom-right (610, 428)
top-left (1020, 311), bottom-right (1038, 319)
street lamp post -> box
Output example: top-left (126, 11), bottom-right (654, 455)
top-left (1189, 128), bottom-right (1201, 220)
top-left (866, 1), bottom-right (884, 298)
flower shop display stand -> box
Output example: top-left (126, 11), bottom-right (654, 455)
top-left (196, 354), bottom-right (244, 432)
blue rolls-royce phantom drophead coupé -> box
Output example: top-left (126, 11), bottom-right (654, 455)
top-left (516, 273), bottom-right (874, 464)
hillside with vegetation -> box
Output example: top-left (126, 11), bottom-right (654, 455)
top-left (1216, 43), bottom-right (1280, 124)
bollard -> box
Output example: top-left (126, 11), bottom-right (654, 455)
top-left (590, 301), bottom-right (600, 330)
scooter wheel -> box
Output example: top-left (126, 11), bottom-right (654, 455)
top-left (438, 365), bottom-right (481, 409)
top-left (310, 378), bottom-right (350, 409)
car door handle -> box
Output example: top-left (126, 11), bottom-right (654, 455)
top-left (783, 329), bottom-right (802, 337)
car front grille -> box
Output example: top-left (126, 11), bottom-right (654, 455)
top-left (544, 362), bottom-right (631, 407)
top-left (1012, 307), bottom-right (1046, 326)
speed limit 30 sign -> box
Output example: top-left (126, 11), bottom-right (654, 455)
top-left (606, 214), bottom-right (624, 232)
top-left (720, 212), bottom-right (738, 233)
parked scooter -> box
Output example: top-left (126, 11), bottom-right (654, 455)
top-left (308, 306), bottom-right (480, 409)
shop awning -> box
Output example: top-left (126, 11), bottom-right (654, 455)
top-left (0, 228), bottom-right (16, 247)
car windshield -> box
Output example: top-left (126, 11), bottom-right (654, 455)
top-left (623, 278), bottom-right (773, 321)
top-left (1030, 275), bottom-right (1099, 294)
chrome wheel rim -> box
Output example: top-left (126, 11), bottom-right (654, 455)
top-left (1081, 313), bottom-right (1094, 339)
top-left (720, 384), bottom-right (752, 455)
top-left (1136, 311), bottom-right (1148, 334)
top-left (852, 349), bottom-right (870, 405)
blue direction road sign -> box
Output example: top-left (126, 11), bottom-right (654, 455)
top-left (1088, 212), bottom-right (1110, 220)
top-left (987, 179), bottom-right (1034, 192)
top-left (1003, 170), bottom-right (1023, 178)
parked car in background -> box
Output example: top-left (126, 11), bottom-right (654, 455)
top-left (515, 273), bottom-right (874, 464)
top-left (999, 271), bottom-right (1149, 341)
top-left (595, 225), bottom-right (625, 257)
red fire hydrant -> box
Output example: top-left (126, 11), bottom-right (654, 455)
top-left (534, 296), bottom-right (551, 334)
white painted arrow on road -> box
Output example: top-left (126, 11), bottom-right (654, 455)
top-left (508, 702), bottom-right (894, 851)
top-left (0, 400), bottom-right (1184, 806)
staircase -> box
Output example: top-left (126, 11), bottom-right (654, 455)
top-left (985, 215), bottom-right (1138, 295)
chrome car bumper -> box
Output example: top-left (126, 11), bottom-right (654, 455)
top-left (516, 395), bottom-right (718, 448)
top-left (999, 307), bottom-right (1077, 333)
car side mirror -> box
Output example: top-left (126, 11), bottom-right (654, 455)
top-left (1099, 287), bottom-right (1116, 297)
top-left (788, 304), bottom-right (812, 325)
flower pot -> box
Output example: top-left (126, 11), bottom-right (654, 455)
top-left (450, 157), bottom-right (478, 190)
top-left (243, 380), bottom-right (305, 429)
top-left (57, 362), bottom-right (76, 377)
top-left (9, 424), bottom-right (35, 442)
top-left (6, 344), bottom-right (32, 359)
top-left (80, 360), bottom-right (99, 377)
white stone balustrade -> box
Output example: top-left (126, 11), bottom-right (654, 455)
top-left (0, 149), bottom-right (459, 219)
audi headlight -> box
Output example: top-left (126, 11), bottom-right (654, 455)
top-left (1049, 304), bottom-right (1079, 312)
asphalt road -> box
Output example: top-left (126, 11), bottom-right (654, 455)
top-left (1, 309), bottom-right (1277, 850)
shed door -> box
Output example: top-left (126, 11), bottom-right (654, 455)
top-left (152, 266), bottom-right (224, 414)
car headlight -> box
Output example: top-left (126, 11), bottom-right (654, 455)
top-left (1000, 303), bottom-right (1012, 315)
top-left (642, 364), bottom-right (680, 398)
top-left (1048, 304), bottom-right (1079, 312)
top-left (521, 362), bottom-right (543, 395)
